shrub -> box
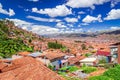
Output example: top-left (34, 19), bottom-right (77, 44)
top-left (59, 66), bottom-right (79, 72)
top-left (88, 45), bottom-right (94, 49)
top-left (64, 76), bottom-right (80, 80)
top-left (81, 44), bottom-right (87, 50)
top-left (68, 66), bottom-right (79, 72)
top-left (104, 63), bottom-right (114, 69)
top-left (58, 71), bottom-right (66, 76)
top-left (89, 75), bottom-right (113, 80)
top-left (48, 64), bottom-right (54, 70)
top-left (99, 57), bottom-right (107, 64)
top-left (103, 68), bottom-right (120, 80)
top-left (81, 67), bottom-right (97, 73)
top-left (61, 46), bottom-right (67, 52)
top-left (85, 53), bottom-right (92, 57)
top-left (48, 42), bottom-right (64, 49)
top-left (89, 65), bottom-right (120, 80)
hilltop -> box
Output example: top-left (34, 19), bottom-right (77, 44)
top-left (0, 19), bottom-right (46, 58)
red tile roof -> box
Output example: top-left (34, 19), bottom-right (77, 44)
top-left (18, 51), bottom-right (30, 56)
top-left (0, 57), bottom-right (65, 80)
top-left (96, 50), bottom-right (110, 56)
top-left (42, 52), bottom-right (65, 60)
top-left (68, 56), bottom-right (85, 65)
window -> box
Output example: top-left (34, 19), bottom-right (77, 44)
top-left (113, 53), bottom-right (118, 58)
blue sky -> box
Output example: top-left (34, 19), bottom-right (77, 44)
top-left (0, 0), bottom-right (120, 35)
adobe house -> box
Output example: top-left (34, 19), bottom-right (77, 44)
top-left (109, 42), bottom-right (120, 64)
top-left (37, 52), bottom-right (68, 70)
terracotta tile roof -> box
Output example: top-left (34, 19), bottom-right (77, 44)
top-left (18, 51), bottom-right (31, 56)
top-left (0, 63), bottom-right (7, 70)
top-left (42, 52), bottom-right (65, 60)
top-left (68, 56), bottom-right (85, 65)
top-left (0, 57), bottom-right (65, 80)
top-left (110, 42), bottom-right (120, 46)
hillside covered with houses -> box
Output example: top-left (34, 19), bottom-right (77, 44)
top-left (0, 20), bottom-right (120, 80)
top-left (0, 19), bottom-right (47, 58)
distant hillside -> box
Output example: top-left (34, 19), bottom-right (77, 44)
top-left (0, 19), bottom-right (44, 58)
top-left (47, 29), bottom-right (120, 41)
top-left (100, 29), bottom-right (120, 35)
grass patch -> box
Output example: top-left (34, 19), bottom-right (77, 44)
top-left (59, 66), bottom-right (79, 72)
top-left (64, 76), bottom-right (81, 80)
top-left (81, 66), bottom-right (97, 73)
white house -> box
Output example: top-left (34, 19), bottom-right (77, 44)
top-left (80, 57), bottom-right (98, 66)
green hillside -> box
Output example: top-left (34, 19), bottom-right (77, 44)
top-left (0, 19), bottom-right (42, 58)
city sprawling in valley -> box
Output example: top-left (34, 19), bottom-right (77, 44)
top-left (0, 0), bottom-right (120, 80)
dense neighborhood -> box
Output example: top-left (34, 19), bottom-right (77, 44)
top-left (0, 0), bottom-right (120, 80)
top-left (0, 20), bottom-right (120, 80)
top-left (0, 33), bottom-right (120, 80)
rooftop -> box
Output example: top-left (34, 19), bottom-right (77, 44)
top-left (42, 51), bottom-right (65, 60)
top-left (0, 57), bottom-right (65, 80)
top-left (110, 42), bottom-right (120, 47)
top-left (80, 57), bottom-right (96, 62)
top-left (18, 51), bottom-right (31, 56)
top-left (28, 52), bottom-right (42, 57)
top-left (68, 56), bottom-right (85, 65)
top-left (96, 50), bottom-right (110, 56)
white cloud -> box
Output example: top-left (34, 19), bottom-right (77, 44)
top-left (74, 28), bottom-right (83, 32)
top-left (0, 3), bottom-right (15, 16)
top-left (64, 17), bottom-right (78, 23)
top-left (32, 5), bottom-right (72, 17)
top-left (9, 9), bottom-right (15, 16)
top-left (81, 23), bottom-right (89, 26)
top-left (97, 14), bottom-right (103, 22)
top-left (9, 18), bottom-right (60, 35)
top-left (7, 18), bottom-right (84, 34)
top-left (27, 15), bottom-right (61, 22)
top-left (67, 24), bottom-right (74, 27)
top-left (24, 9), bottom-right (29, 11)
top-left (78, 24), bottom-right (81, 27)
top-left (104, 9), bottom-right (120, 20)
top-left (56, 22), bottom-right (67, 28)
top-left (110, 26), bottom-right (120, 30)
top-left (111, 0), bottom-right (120, 7)
top-left (66, 0), bottom-right (110, 9)
top-left (8, 19), bottom-right (32, 30)
top-left (82, 14), bottom-right (102, 23)
top-left (29, 25), bottom-right (59, 35)
top-left (28, 0), bottom-right (39, 2)
top-left (77, 15), bottom-right (81, 19)
top-left (64, 28), bottom-right (83, 33)
top-left (78, 11), bottom-right (86, 14)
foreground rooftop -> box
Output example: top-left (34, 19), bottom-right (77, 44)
top-left (0, 57), bottom-right (65, 80)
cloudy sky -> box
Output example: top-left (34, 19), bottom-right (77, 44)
top-left (0, 0), bottom-right (120, 35)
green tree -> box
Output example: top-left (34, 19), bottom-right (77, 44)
top-left (81, 44), bottom-right (87, 50)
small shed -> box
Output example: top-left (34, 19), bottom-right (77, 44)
top-left (80, 57), bottom-right (97, 66)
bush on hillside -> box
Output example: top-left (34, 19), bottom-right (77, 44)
top-left (81, 67), bottom-right (97, 73)
top-left (81, 44), bottom-right (87, 50)
top-left (89, 75), bottom-right (113, 80)
top-left (48, 42), bottom-right (64, 49)
top-left (103, 68), bottom-right (120, 80)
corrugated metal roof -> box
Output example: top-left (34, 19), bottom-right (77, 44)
top-left (28, 52), bottom-right (42, 57)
